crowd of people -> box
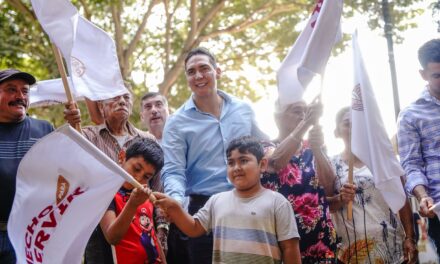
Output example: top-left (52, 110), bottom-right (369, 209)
top-left (1, 38), bottom-right (440, 264)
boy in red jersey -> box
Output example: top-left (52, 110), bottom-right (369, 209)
top-left (100, 138), bottom-right (164, 264)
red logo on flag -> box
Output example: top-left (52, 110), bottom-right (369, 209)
top-left (310, 0), bottom-right (324, 28)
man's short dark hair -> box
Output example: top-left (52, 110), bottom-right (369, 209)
top-left (226, 136), bottom-right (264, 163)
top-left (418, 39), bottom-right (440, 69)
top-left (140, 92), bottom-right (168, 109)
top-left (126, 138), bottom-right (164, 174)
top-left (184, 47), bottom-right (217, 70)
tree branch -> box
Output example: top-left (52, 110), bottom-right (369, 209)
top-left (6, 0), bottom-right (36, 20)
top-left (163, 0), bottom-right (171, 71)
top-left (111, 2), bottom-right (125, 77)
top-left (78, 0), bottom-right (92, 20)
top-left (202, 3), bottom-right (298, 40)
top-left (194, 0), bottom-right (226, 41)
top-left (187, 0), bottom-right (197, 43)
top-left (124, 0), bottom-right (160, 64)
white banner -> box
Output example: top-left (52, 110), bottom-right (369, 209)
top-left (277, 0), bottom-right (343, 106)
top-left (351, 32), bottom-right (406, 213)
top-left (30, 0), bottom-right (127, 101)
top-left (30, 78), bottom-right (85, 108)
top-left (8, 125), bottom-right (140, 264)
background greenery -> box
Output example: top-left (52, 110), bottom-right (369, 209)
top-left (0, 0), bottom-right (431, 128)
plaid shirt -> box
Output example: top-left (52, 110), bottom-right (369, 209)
top-left (398, 89), bottom-right (440, 203)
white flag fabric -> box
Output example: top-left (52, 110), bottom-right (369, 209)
top-left (432, 202), bottom-right (440, 220)
top-left (30, 0), bottom-right (127, 101)
top-left (277, 0), bottom-right (343, 106)
top-left (30, 78), bottom-right (85, 108)
top-left (7, 125), bottom-right (140, 264)
top-left (351, 32), bottom-right (406, 213)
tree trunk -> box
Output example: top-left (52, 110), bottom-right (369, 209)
top-left (381, 0), bottom-right (400, 120)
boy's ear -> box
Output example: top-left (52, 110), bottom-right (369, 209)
top-left (259, 158), bottom-right (269, 173)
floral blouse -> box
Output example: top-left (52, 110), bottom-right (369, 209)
top-left (261, 142), bottom-right (337, 263)
top-left (330, 155), bottom-right (405, 264)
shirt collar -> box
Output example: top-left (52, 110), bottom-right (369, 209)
top-left (418, 87), bottom-right (440, 106)
top-left (97, 121), bottom-right (138, 136)
top-left (183, 90), bottom-right (231, 112)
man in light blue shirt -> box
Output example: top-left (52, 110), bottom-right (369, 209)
top-left (398, 38), bottom-right (440, 258)
top-left (161, 47), bottom-right (267, 264)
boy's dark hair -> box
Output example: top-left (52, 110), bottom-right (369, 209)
top-left (126, 138), bottom-right (164, 174)
top-left (418, 39), bottom-right (440, 69)
top-left (184, 47), bottom-right (217, 70)
top-left (226, 136), bottom-right (264, 163)
top-left (140, 92), bottom-right (168, 109)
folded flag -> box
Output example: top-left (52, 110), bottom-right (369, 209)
top-left (351, 32), bottom-right (406, 213)
top-left (30, 0), bottom-right (127, 101)
top-left (277, 0), bottom-right (343, 106)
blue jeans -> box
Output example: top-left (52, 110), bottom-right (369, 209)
top-left (0, 231), bottom-right (16, 264)
top-left (188, 195), bottom-right (213, 264)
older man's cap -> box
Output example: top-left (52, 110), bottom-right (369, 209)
top-left (0, 69), bottom-right (36, 85)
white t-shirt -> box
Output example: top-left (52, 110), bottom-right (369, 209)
top-left (194, 188), bottom-right (299, 264)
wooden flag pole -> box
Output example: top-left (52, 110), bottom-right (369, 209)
top-left (347, 123), bottom-right (354, 220)
top-left (51, 44), bottom-right (81, 132)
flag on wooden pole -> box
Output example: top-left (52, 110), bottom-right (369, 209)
top-left (277, 0), bottom-right (343, 106)
top-left (7, 125), bottom-right (143, 264)
top-left (30, 0), bottom-right (127, 101)
top-left (351, 32), bottom-right (406, 213)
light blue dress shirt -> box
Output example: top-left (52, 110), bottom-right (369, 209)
top-left (398, 89), bottom-right (440, 203)
top-left (161, 90), bottom-right (267, 203)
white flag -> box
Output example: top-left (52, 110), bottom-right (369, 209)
top-left (432, 202), bottom-right (440, 220)
top-left (30, 78), bottom-right (85, 108)
top-left (351, 32), bottom-right (406, 213)
top-left (277, 0), bottom-right (343, 106)
top-left (30, 0), bottom-right (127, 101)
top-left (8, 125), bottom-right (140, 264)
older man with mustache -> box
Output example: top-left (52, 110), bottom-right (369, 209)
top-left (0, 69), bottom-right (54, 264)
top-left (65, 91), bottom-right (167, 264)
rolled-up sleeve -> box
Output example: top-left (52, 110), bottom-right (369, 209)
top-left (398, 113), bottom-right (428, 195)
top-left (161, 117), bottom-right (187, 204)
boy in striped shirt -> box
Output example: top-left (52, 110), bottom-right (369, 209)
top-left (155, 136), bottom-right (300, 263)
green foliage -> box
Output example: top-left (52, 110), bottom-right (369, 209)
top-left (433, 0), bottom-right (440, 32)
top-left (1, 0), bottom-right (427, 128)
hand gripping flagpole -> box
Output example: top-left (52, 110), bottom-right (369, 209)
top-left (120, 167), bottom-right (168, 264)
top-left (51, 44), bottom-right (82, 132)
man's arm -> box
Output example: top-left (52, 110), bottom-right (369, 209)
top-left (280, 238), bottom-right (301, 264)
top-left (398, 114), bottom-right (432, 216)
top-left (153, 192), bottom-right (206, 237)
top-left (413, 185), bottom-right (436, 218)
top-left (398, 193), bottom-right (418, 264)
top-left (161, 119), bottom-right (188, 204)
top-left (100, 187), bottom-right (150, 244)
